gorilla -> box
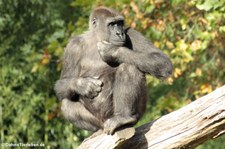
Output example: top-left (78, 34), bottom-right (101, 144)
top-left (55, 7), bottom-right (173, 135)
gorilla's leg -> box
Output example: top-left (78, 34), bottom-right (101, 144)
top-left (61, 98), bottom-right (102, 132)
top-left (103, 64), bottom-right (146, 134)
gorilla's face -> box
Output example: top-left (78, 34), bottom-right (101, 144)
top-left (107, 19), bottom-right (126, 46)
top-left (89, 8), bottom-right (126, 46)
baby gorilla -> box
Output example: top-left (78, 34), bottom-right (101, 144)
top-left (55, 7), bottom-right (173, 135)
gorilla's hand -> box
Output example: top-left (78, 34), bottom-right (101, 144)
top-left (72, 77), bottom-right (103, 99)
top-left (97, 41), bottom-right (119, 63)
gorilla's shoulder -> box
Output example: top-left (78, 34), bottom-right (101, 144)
top-left (69, 36), bottom-right (85, 45)
top-left (126, 28), bottom-right (143, 37)
top-left (64, 36), bottom-right (85, 53)
top-left (125, 28), bottom-right (149, 47)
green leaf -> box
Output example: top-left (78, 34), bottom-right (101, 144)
top-left (219, 26), bottom-right (225, 33)
top-left (145, 5), bottom-right (155, 14)
top-left (171, 0), bottom-right (185, 6)
top-left (196, 0), bottom-right (216, 11)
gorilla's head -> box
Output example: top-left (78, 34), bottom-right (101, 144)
top-left (89, 7), bottom-right (126, 46)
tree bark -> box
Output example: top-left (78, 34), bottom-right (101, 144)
top-left (78, 85), bottom-right (225, 149)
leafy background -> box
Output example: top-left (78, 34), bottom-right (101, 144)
top-left (0, 0), bottom-right (224, 148)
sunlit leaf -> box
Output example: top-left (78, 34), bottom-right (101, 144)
top-left (200, 84), bottom-right (212, 94)
top-left (176, 40), bottom-right (188, 51)
top-left (174, 68), bottom-right (182, 78)
top-left (219, 26), bottom-right (225, 33)
top-left (195, 68), bottom-right (202, 77)
top-left (145, 5), bottom-right (155, 14)
top-left (196, 0), bottom-right (214, 11)
top-left (190, 40), bottom-right (202, 51)
top-left (31, 63), bottom-right (39, 73)
top-left (166, 41), bottom-right (174, 49)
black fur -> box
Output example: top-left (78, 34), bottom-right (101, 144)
top-left (55, 7), bottom-right (173, 135)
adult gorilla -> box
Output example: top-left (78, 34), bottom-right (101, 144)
top-left (55, 7), bottom-right (173, 135)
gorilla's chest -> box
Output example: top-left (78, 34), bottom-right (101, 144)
top-left (79, 52), bottom-right (116, 78)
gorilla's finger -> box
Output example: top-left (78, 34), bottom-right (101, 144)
top-left (88, 77), bottom-right (103, 87)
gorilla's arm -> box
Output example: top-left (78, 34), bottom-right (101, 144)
top-left (118, 50), bottom-right (172, 79)
top-left (54, 37), bottom-right (102, 100)
top-left (98, 28), bottom-right (173, 79)
top-left (125, 29), bottom-right (173, 79)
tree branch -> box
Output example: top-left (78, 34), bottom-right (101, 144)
top-left (78, 85), bottom-right (225, 149)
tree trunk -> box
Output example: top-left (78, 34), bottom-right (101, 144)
top-left (78, 85), bottom-right (225, 149)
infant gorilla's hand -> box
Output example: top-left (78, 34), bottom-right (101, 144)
top-left (72, 77), bottom-right (103, 99)
top-left (97, 41), bottom-right (119, 63)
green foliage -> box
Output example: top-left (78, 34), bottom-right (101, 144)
top-left (0, 0), bottom-right (88, 148)
top-left (0, 0), bottom-right (224, 148)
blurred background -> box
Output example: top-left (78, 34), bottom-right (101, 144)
top-left (0, 0), bottom-right (224, 148)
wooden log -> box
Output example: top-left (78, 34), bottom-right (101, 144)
top-left (78, 85), bottom-right (225, 149)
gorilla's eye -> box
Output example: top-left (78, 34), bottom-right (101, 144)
top-left (117, 20), bottom-right (124, 26)
top-left (109, 20), bottom-right (124, 27)
top-left (109, 22), bottom-right (116, 27)
top-left (108, 23), bottom-right (115, 31)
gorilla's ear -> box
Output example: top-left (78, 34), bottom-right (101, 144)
top-left (92, 18), bottom-right (97, 28)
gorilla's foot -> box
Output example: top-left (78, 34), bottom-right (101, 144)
top-left (103, 116), bottom-right (137, 135)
